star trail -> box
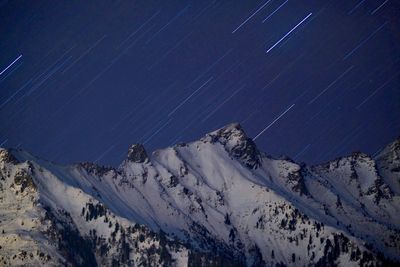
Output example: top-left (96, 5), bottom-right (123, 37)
top-left (253, 103), bottom-right (296, 141)
top-left (266, 12), bottom-right (312, 53)
top-left (0, 54), bottom-right (23, 76)
top-left (0, 0), bottom-right (399, 166)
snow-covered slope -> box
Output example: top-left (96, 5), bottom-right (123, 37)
top-left (0, 123), bottom-right (399, 266)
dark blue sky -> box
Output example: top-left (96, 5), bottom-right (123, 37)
top-left (0, 0), bottom-right (399, 166)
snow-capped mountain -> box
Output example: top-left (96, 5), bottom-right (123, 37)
top-left (0, 123), bottom-right (399, 266)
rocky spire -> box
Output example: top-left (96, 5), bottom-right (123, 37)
top-left (0, 148), bottom-right (19, 164)
top-left (127, 144), bottom-right (148, 163)
top-left (203, 123), bottom-right (261, 169)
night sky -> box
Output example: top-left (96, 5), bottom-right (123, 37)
top-left (1, 0), bottom-right (399, 166)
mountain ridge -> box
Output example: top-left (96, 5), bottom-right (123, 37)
top-left (0, 123), bottom-right (399, 266)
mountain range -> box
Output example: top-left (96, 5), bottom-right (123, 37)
top-left (0, 123), bottom-right (399, 266)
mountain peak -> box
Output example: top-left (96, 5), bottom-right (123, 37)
top-left (127, 144), bottom-right (148, 163)
top-left (376, 137), bottom-right (400, 160)
top-left (0, 148), bottom-right (19, 164)
top-left (203, 123), bottom-right (247, 144)
top-left (203, 123), bottom-right (261, 169)
top-left (1, 129), bottom-right (400, 266)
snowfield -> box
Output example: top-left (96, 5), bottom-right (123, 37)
top-left (0, 123), bottom-right (399, 266)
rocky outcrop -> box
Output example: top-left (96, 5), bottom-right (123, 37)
top-left (127, 144), bottom-right (148, 163)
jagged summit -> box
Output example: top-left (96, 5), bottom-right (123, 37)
top-left (203, 122), bottom-right (247, 141)
top-left (202, 123), bottom-right (261, 169)
top-left (375, 137), bottom-right (400, 195)
top-left (0, 148), bottom-right (19, 164)
top-left (127, 143), bottom-right (148, 163)
top-left (376, 137), bottom-right (400, 161)
top-left (207, 122), bottom-right (243, 134)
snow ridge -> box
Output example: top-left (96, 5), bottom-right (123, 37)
top-left (0, 124), bottom-right (399, 266)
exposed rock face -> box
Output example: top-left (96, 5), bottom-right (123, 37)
top-left (0, 126), bottom-right (399, 266)
top-left (78, 162), bottom-right (116, 177)
top-left (0, 149), bottom-right (19, 164)
top-left (203, 123), bottom-right (261, 169)
top-left (127, 144), bottom-right (148, 163)
top-left (375, 138), bottom-right (400, 195)
top-left (286, 164), bottom-right (309, 196)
